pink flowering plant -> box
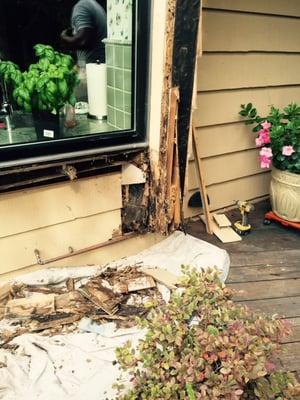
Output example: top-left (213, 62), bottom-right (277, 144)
top-left (239, 103), bottom-right (300, 174)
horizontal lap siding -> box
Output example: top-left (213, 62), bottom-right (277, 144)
top-left (203, 11), bottom-right (300, 53)
top-left (184, 1), bottom-right (300, 217)
top-left (0, 173), bottom-right (123, 275)
top-left (202, 0), bottom-right (300, 17)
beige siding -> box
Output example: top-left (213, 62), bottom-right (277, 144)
top-left (203, 10), bottom-right (300, 52)
top-left (0, 173), bottom-right (123, 276)
top-left (185, 1), bottom-right (300, 217)
top-left (202, 0), bottom-right (300, 17)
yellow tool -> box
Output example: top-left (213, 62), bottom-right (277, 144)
top-left (233, 200), bottom-right (254, 235)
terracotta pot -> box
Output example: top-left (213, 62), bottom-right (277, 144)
top-left (270, 167), bottom-right (300, 222)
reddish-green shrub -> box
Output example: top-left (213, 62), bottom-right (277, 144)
top-left (115, 267), bottom-right (300, 399)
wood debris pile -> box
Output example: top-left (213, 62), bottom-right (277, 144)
top-left (0, 267), bottom-right (178, 348)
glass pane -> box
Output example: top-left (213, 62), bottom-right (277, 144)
top-left (0, 0), bottom-right (134, 146)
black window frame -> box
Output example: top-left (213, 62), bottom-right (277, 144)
top-left (0, 0), bottom-right (150, 166)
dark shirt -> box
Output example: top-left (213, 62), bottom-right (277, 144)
top-left (71, 0), bottom-right (107, 65)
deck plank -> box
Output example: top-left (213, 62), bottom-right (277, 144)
top-left (280, 318), bottom-right (300, 344)
top-left (227, 264), bottom-right (300, 283)
top-left (280, 342), bottom-right (300, 372)
top-left (237, 296), bottom-right (300, 319)
top-left (229, 250), bottom-right (300, 267)
top-left (228, 279), bottom-right (300, 301)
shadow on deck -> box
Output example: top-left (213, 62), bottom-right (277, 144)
top-left (186, 200), bottom-right (300, 378)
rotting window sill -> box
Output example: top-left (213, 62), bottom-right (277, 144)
top-left (0, 145), bottom-right (147, 193)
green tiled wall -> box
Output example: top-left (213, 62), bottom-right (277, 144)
top-left (105, 40), bottom-right (132, 130)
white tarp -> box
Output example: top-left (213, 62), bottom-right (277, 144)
top-left (0, 231), bottom-right (230, 400)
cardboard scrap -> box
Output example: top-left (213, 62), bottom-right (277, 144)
top-left (5, 294), bottom-right (55, 318)
top-left (140, 267), bottom-right (179, 289)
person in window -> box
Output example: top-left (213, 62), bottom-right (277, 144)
top-left (60, 0), bottom-right (107, 68)
top-left (61, 0), bottom-right (107, 103)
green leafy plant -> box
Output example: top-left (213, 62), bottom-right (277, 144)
top-left (115, 267), bottom-right (300, 400)
top-left (0, 44), bottom-right (78, 114)
top-left (239, 103), bottom-right (300, 174)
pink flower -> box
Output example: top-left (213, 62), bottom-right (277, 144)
top-left (282, 145), bottom-right (295, 156)
top-left (255, 136), bottom-right (264, 147)
top-left (261, 121), bottom-right (271, 130)
top-left (255, 129), bottom-right (271, 147)
top-left (259, 147), bottom-right (273, 158)
top-left (260, 129), bottom-right (271, 144)
top-left (259, 155), bottom-right (272, 168)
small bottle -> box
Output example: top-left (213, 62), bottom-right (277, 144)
top-left (64, 103), bottom-right (77, 128)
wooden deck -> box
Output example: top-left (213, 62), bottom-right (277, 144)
top-left (186, 200), bottom-right (300, 378)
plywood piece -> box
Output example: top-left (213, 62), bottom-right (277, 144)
top-left (141, 267), bottom-right (179, 289)
top-left (198, 54), bottom-right (300, 92)
top-left (196, 86), bottom-right (300, 127)
top-left (213, 213), bottom-right (231, 227)
top-left (121, 164), bottom-right (146, 185)
top-left (206, 172), bottom-right (271, 211)
top-left (0, 173), bottom-right (122, 238)
top-left (5, 294), bottom-right (55, 318)
top-left (202, 0), bottom-right (300, 18)
top-left (200, 215), bottom-right (241, 243)
top-left (0, 209), bottom-right (121, 275)
top-left (203, 10), bottom-right (300, 52)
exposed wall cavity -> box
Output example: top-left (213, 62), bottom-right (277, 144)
top-left (149, 0), bottom-right (201, 234)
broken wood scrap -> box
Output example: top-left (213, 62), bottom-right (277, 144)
top-left (140, 267), bottom-right (179, 289)
top-left (0, 284), bottom-right (11, 304)
top-left (66, 278), bottom-right (75, 292)
top-left (79, 279), bottom-right (123, 315)
top-left (5, 294), bottom-right (55, 318)
top-left (113, 276), bottom-right (156, 294)
top-left (25, 285), bottom-right (66, 295)
top-left (55, 291), bottom-right (93, 315)
top-left (29, 313), bottom-right (81, 332)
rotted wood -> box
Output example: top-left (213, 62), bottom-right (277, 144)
top-left (149, 0), bottom-right (178, 234)
top-left (166, 87), bottom-right (181, 228)
top-left (150, 0), bottom-right (201, 233)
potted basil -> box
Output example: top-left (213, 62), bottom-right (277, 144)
top-left (0, 44), bottom-right (79, 140)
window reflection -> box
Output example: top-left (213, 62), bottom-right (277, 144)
top-left (0, 0), bottom-right (133, 146)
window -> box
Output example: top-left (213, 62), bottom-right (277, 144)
top-left (0, 0), bottom-right (149, 165)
